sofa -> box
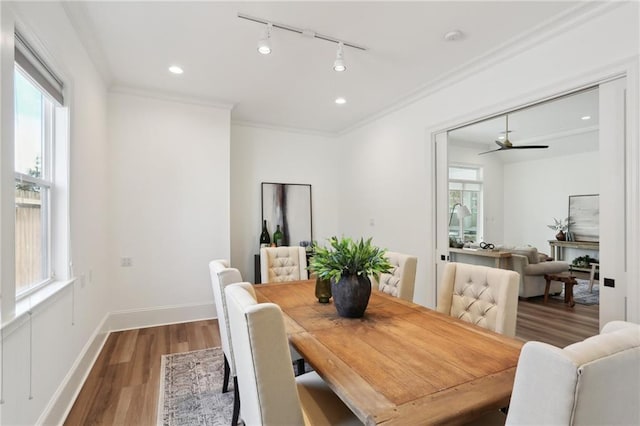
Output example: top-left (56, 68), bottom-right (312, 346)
top-left (499, 245), bottom-right (569, 298)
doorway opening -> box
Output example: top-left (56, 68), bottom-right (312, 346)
top-left (434, 80), bottom-right (628, 347)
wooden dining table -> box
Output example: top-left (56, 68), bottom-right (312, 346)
top-left (254, 280), bottom-right (524, 425)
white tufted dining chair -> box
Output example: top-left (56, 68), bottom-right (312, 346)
top-left (372, 251), bottom-right (417, 301)
top-left (260, 246), bottom-right (308, 283)
top-left (471, 321), bottom-right (640, 425)
top-left (208, 259), bottom-right (243, 426)
top-left (225, 283), bottom-right (361, 426)
top-left (437, 262), bottom-right (520, 337)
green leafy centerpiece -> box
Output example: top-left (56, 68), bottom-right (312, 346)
top-left (309, 236), bottom-right (392, 318)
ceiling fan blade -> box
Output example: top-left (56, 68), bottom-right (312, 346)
top-left (494, 140), bottom-right (506, 148)
top-left (479, 147), bottom-right (506, 155)
top-left (510, 145), bottom-right (549, 149)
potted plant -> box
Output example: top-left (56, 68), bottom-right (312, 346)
top-left (309, 236), bottom-right (393, 318)
top-left (547, 217), bottom-right (572, 241)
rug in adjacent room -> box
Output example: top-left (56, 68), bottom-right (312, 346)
top-left (158, 347), bottom-right (233, 426)
top-left (552, 279), bottom-right (599, 305)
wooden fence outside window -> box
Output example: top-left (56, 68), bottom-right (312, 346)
top-left (15, 189), bottom-right (42, 292)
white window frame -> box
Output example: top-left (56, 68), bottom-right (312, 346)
top-left (1, 25), bottom-right (71, 323)
top-left (448, 164), bottom-right (484, 243)
top-left (14, 67), bottom-right (57, 298)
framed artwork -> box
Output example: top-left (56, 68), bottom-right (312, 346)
top-left (568, 194), bottom-right (599, 242)
top-left (261, 182), bottom-right (312, 247)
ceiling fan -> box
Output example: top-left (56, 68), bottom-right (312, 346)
top-left (479, 115), bottom-right (549, 155)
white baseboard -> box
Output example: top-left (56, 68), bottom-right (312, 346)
top-left (37, 313), bottom-right (110, 426)
top-left (107, 302), bottom-right (215, 332)
top-left (36, 302), bottom-right (216, 425)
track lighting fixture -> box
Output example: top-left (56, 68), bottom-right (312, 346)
top-left (333, 42), bottom-right (346, 72)
top-left (239, 13), bottom-right (367, 70)
top-left (257, 23), bottom-right (272, 55)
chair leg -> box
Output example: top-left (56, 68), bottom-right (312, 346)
top-left (296, 358), bottom-right (305, 376)
top-left (223, 354), bottom-right (230, 393)
top-left (231, 376), bottom-right (240, 426)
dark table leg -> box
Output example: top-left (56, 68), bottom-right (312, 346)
top-left (544, 276), bottom-right (551, 304)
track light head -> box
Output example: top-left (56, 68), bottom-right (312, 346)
top-left (257, 23), bottom-right (272, 55)
top-left (333, 42), bottom-right (346, 72)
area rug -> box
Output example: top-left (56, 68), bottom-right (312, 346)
top-left (157, 347), bottom-right (234, 426)
top-left (552, 279), bottom-right (599, 305)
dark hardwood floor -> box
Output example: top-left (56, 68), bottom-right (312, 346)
top-left (64, 320), bottom-right (219, 426)
top-left (516, 295), bottom-right (599, 347)
top-left (64, 299), bottom-right (598, 425)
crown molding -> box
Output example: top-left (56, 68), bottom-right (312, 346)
top-left (338, 1), bottom-right (622, 136)
top-left (61, 1), bottom-right (113, 85)
top-left (110, 85), bottom-right (235, 111)
top-left (231, 119), bottom-right (337, 138)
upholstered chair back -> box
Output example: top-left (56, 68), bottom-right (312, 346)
top-left (437, 262), bottom-right (520, 337)
top-left (225, 283), bottom-right (304, 425)
top-left (260, 246), bottom-right (308, 283)
top-left (506, 321), bottom-right (640, 425)
top-left (374, 251), bottom-right (417, 301)
top-left (208, 260), bottom-right (243, 375)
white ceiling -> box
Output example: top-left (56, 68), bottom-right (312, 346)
top-left (63, 1), bottom-right (589, 134)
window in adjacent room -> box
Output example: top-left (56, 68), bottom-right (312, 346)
top-left (14, 31), bottom-right (68, 298)
top-left (448, 165), bottom-right (483, 243)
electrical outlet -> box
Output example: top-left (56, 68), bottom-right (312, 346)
top-left (121, 257), bottom-right (133, 267)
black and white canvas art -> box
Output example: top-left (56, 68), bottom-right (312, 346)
top-left (261, 183), bottom-right (312, 247)
top-left (568, 194), bottom-right (599, 242)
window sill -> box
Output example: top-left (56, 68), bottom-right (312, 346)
top-left (2, 278), bottom-right (76, 334)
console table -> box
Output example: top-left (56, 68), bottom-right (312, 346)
top-left (449, 248), bottom-right (512, 269)
top-left (548, 240), bottom-right (599, 272)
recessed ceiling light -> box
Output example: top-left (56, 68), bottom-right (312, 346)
top-left (169, 65), bottom-right (184, 74)
top-left (335, 97), bottom-right (346, 105)
top-left (581, 115), bottom-right (591, 120)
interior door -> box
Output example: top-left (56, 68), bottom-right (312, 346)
top-left (434, 131), bottom-right (449, 305)
top-left (599, 77), bottom-right (628, 327)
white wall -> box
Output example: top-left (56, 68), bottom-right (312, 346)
top-left (108, 92), bottom-right (230, 321)
top-left (230, 124), bottom-right (340, 281)
top-left (448, 144), bottom-right (505, 244)
top-left (503, 148), bottom-right (599, 255)
top-left (1, 2), bottom-right (110, 425)
top-left (336, 2), bottom-right (638, 311)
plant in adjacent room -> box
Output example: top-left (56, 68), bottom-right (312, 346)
top-left (547, 217), bottom-right (572, 232)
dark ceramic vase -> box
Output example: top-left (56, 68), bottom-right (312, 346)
top-left (331, 274), bottom-right (371, 318)
top-left (556, 231), bottom-right (566, 241)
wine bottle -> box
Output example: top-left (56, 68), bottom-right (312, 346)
top-left (260, 220), bottom-right (271, 248)
top-left (273, 225), bottom-right (284, 247)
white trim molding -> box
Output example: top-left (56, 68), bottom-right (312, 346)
top-left (36, 313), bottom-right (110, 426)
top-left (110, 85), bottom-right (235, 111)
top-left (107, 302), bottom-right (215, 332)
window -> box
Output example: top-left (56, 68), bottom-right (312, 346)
top-left (448, 166), bottom-right (483, 243)
top-left (13, 31), bottom-right (68, 299)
